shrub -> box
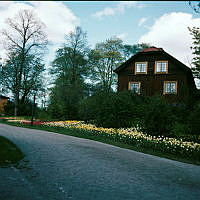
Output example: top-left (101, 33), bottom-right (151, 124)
top-left (78, 95), bottom-right (98, 123)
top-left (35, 109), bottom-right (52, 121)
top-left (4, 100), bottom-right (33, 116)
top-left (4, 101), bottom-right (15, 115)
top-left (80, 92), bottom-right (196, 138)
top-left (138, 95), bottom-right (176, 137)
top-left (171, 122), bottom-right (189, 137)
top-left (18, 101), bottom-right (33, 116)
top-left (79, 91), bottom-right (144, 128)
top-left (187, 101), bottom-right (200, 135)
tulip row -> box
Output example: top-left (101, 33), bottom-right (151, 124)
top-left (3, 118), bottom-right (200, 161)
top-left (43, 121), bottom-right (200, 160)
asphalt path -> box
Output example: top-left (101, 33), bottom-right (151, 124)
top-left (0, 123), bottom-right (200, 200)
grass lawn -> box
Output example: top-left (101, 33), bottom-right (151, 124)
top-left (0, 136), bottom-right (25, 167)
top-left (0, 118), bottom-right (200, 166)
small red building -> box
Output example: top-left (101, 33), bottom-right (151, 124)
top-left (0, 95), bottom-right (9, 114)
top-left (114, 47), bottom-right (197, 103)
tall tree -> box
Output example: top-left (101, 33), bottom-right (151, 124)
top-left (189, 27), bottom-right (200, 79)
top-left (122, 43), bottom-right (151, 60)
top-left (49, 26), bottom-right (89, 119)
top-left (1, 9), bottom-right (48, 115)
top-left (88, 37), bottom-right (124, 92)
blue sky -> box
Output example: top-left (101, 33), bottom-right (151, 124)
top-left (0, 1), bottom-right (199, 72)
top-left (65, 1), bottom-right (199, 47)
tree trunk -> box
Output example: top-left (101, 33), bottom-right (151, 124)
top-left (14, 98), bottom-right (18, 116)
top-left (14, 92), bottom-right (19, 116)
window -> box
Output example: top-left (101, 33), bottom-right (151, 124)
top-left (163, 81), bottom-right (177, 94)
top-left (155, 61), bottom-right (168, 73)
top-left (129, 82), bottom-right (141, 94)
top-left (135, 62), bottom-right (147, 74)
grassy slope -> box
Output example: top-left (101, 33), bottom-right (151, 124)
top-left (0, 136), bottom-right (25, 167)
top-left (0, 119), bottom-right (199, 166)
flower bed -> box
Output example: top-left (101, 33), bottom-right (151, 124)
top-left (42, 121), bottom-right (200, 160)
top-left (4, 118), bottom-right (200, 161)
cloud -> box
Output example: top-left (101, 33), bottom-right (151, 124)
top-left (138, 17), bottom-right (148, 27)
top-left (138, 12), bottom-right (200, 68)
top-left (93, 1), bottom-right (142, 19)
top-left (29, 1), bottom-right (79, 43)
top-left (116, 33), bottom-right (127, 40)
top-left (0, 1), bottom-right (79, 63)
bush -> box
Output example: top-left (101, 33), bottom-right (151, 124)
top-left (35, 109), bottom-right (52, 121)
top-left (78, 95), bottom-right (97, 123)
top-left (187, 101), bottom-right (200, 135)
top-left (138, 95), bottom-right (176, 137)
top-left (171, 122), bottom-right (189, 137)
top-left (5, 100), bottom-right (33, 116)
top-left (18, 101), bottom-right (33, 116)
top-left (80, 91), bottom-right (199, 138)
top-left (4, 101), bottom-right (15, 115)
top-left (79, 91), bottom-right (145, 128)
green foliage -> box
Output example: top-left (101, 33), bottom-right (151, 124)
top-left (48, 26), bottom-right (90, 120)
top-left (171, 122), bottom-right (190, 137)
top-left (4, 100), bottom-right (33, 116)
top-left (187, 101), bottom-right (200, 135)
top-left (88, 37), bottom-right (124, 92)
top-left (17, 100), bottom-right (33, 116)
top-left (87, 40), bottom-right (150, 93)
top-left (122, 43), bottom-right (151, 60)
top-left (48, 80), bottom-right (87, 120)
top-left (189, 26), bottom-right (200, 79)
top-left (138, 96), bottom-right (176, 137)
top-left (35, 109), bottom-right (52, 121)
top-left (0, 9), bottom-right (48, 116)
top-left (4, 101), bottom-right (15, 116)
top-left (79, 91), bottom-right (145, 128)
top-left (79, 92), bottom-right (193, 137)
top-left (50, 27), bottom-right (89, 81)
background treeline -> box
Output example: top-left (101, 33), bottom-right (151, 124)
top-left (1, 9), bottom-right (200, 138)
top-left (78, 90), bottom-right (200, 138)
top-left (47, 27), bottom-right (150, 120)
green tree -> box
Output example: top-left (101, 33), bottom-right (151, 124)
top-left (122, 43), bottom-right (151, 60)
top-left (0, 52), bottom-right (45, 115)
top-left (88, 37), bottom-right (124, 92)
top-left (0, 9), bottom-right (48, 116)
top-left (48, 26), bottom-right (90, 119)
top-left (189, 27), bottom-right (200, 79)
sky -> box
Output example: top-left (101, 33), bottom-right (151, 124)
top-left (0, 1), bottom-right (200, 86)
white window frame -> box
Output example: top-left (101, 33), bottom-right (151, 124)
top-left (128, 82), bottom-right (141, 94)
top-left (135, 62), bottom-right (147, 74)
top-left (163, 81), bottom-right (177, 94)
top-left (155, 61), bottom-right (168, 73)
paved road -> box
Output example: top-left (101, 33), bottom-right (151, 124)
top-left (0, 123), bottom-right (200, 200)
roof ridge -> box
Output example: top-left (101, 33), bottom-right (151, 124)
top-left (114, 48), bottom-right (190, 73)
top-left (140, 46), bottom-right (164, 52)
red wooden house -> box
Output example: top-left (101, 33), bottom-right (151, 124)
top-left (114, 47), bottom-right (197, 103)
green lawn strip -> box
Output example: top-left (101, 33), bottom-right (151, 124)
top-left (1, 119), bottom-right (200, 166)
top-left (0, 136), bottom-right (25, 167)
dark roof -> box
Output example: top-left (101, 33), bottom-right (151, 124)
top-left (0, 95), bottom-right (9, 99)
top-left (140, 46), bottom-right (163, 52)
top-left (114, 47), bottom-right (191, 73)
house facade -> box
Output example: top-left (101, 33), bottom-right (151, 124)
top-left (114, 47), bottom-right (197, 103)
top-left (0, 95), bottom-right (9, 114)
